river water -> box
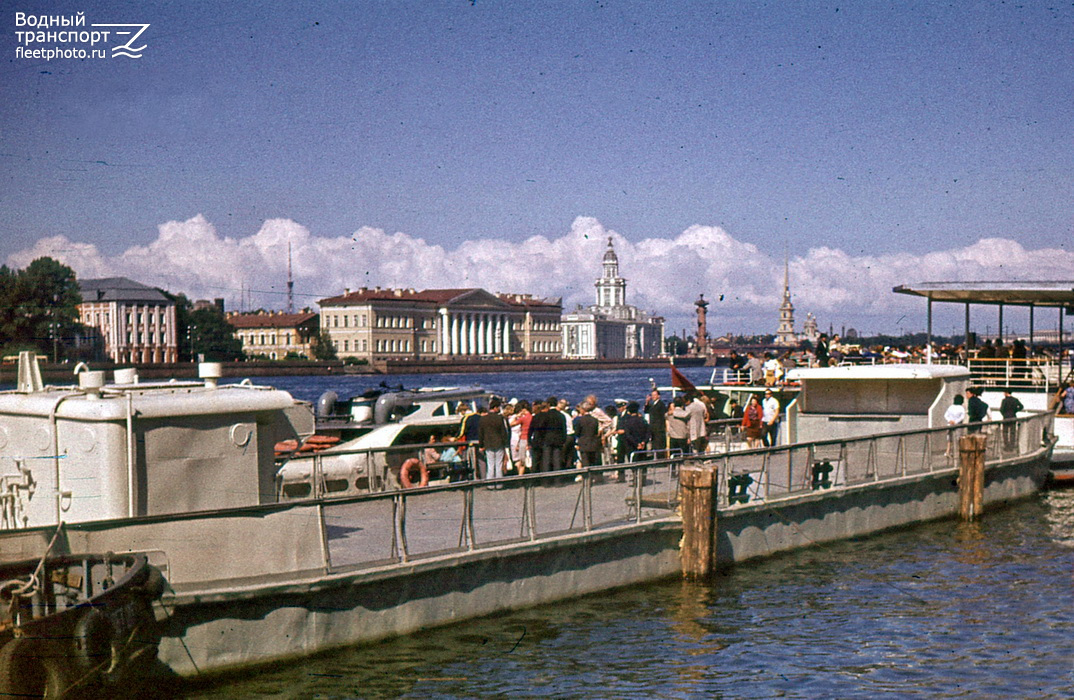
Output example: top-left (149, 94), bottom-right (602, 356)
top-left (181, 493), bottom-right (1074, 698)
top-left (39, 368), bottom-right (1074, 698)
top-left (228, 364), bottom-right (719, 409)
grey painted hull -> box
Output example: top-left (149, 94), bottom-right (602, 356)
top-left (151, 445), bottom-right (1050, 679)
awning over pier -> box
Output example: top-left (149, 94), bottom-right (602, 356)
top-left (893, 281), bottom-right (1074, 308)
top-left (893, 281), bottom-right (1074, 352)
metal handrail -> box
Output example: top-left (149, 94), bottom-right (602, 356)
top-left (34, 413), bottom-right (1050, 585)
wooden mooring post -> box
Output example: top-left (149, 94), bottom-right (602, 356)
top-left (958, 433), bottom-right (987, 521)
top-left (680, 461), bottom-right (718, 578)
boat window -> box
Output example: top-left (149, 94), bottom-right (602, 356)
top-left (324, 479), bottom-right (350, 493)
top-left (282, 483), bottom-right (312, 499)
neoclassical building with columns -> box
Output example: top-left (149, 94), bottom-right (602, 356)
top-left (317, 287), bottom-right (562, 362)
top-left (78, 277), bottom-right (179, 364)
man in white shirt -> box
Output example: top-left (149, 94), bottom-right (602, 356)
top-left (684, 392), bottom-right (709, 453)
top-left (762, 389), bottom-right (781, 447)
top-left (763, 353), bottom-right (782, 386)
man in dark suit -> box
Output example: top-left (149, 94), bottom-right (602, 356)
top-left (966, 386), bottom-right (990, 433)
top-left (644, 389), bottom-right (667, 456)
top-left (573, 403), bottom-right (602, 468)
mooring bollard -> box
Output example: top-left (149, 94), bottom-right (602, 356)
top-left (680, 461), bottom-right (717, 578)
top-left (958, 433), bottom-right (987, 521)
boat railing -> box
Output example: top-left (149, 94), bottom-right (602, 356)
top-left (712, 411), bottom-right (1053, 508)
top-left (708, 367), bottom-right (754, 384)
top-left (966, 357), bottom-right (1070, 393)
top-left (304, 411), bottom-right (1052, 578)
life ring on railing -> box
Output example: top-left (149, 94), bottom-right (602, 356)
top-left (0, 638), bottom-right (69, 697)
top-left (399, 458), bottom-right (429, 489)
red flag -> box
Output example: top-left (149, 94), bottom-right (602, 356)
top-left (671, 364), bottom-right (697, 393)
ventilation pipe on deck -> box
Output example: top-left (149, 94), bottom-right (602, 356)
top-left (199, 362), bottom-right (223, 389)
top-left (114, 368), bottom-right (139, 385)
top-left (15, 351), bottom-right (43, 393)
top-left (77, 370), bottom-right (106, 400)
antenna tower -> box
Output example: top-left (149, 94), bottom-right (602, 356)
top-left (286, 242), bottom-right (295, 314)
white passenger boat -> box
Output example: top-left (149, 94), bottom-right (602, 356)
top-left (278, 385), bottom-right (497, 498)
top-left (313, 384), bottom-right (496, 440)
top-left (894, 281), bottom-right (1074, 480)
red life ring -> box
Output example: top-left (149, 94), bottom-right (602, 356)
top-left (399, 458), bottom-right (429, 489)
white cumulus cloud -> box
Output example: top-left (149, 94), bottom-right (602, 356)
top-left (8, 215), bottom-right (1073, 336)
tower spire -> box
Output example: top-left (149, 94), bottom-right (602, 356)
top-left (776, 254), bottom-right (796, 345)
top-left (286, 242), bottom-right (294, 314)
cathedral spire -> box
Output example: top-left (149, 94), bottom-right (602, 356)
top-left (776, 255), bottom-right (796, 345)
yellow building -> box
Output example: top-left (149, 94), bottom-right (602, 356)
top-left (318, 287), bottom-right (562, 361)
top-left (227, 311), bottom-right (320, 360)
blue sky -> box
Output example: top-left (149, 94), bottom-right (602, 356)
top-left (3, 1), bottom-right (1072, 336)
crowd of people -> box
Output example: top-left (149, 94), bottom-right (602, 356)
top-left (400, 345), bottom-right (1073, 488)
top-left (723, 334), bottom-right (1071, 389)
top-left (403, 387), bottom-right (783, 488)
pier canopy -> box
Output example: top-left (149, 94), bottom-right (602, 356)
top-left (893, 281), bottom-right (1074, 353)
top-left (893, 281), bottom-right (1074, 308)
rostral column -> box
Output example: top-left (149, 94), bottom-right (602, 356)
top-left (695, 294), bottom-right (709, 356)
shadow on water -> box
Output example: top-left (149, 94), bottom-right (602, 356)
top-left (181, 491), bottom-right (1074, 699)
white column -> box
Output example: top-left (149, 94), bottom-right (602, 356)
top-left (485, 315), bottom-right (494, 355)
top-left (468, 313), bottom-right (476, 355)
top-left (440, 309), bottom-right (449, 356)
top-left (476, 314), bottom-right (485, 355)
top-left (503, 317), bottom-right (512, 354)
top-left (451, 314), bottom-right (459, 355)
top-left (494, 315), bottom-right (503, 354)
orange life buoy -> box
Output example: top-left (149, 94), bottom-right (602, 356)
top-left (274, 439), bottom-right (300, 456)
top-left (399, 458), bottom-right (429, 489)
top-left (305, 434), bottom-right (340, 445)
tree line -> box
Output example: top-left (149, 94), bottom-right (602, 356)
top-left (0, 257), bottom-right (245, 363)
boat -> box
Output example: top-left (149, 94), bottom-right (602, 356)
top-left (313, 384), bottom-right (495, 440)
top-left (0, 350), bottom-right (1055, 689)
top-left (0, 529), bottom-right (165, 697)
top-left (275, 384), bottom-right (499, 498)
top-left (893, 281), bottom-right (1074, 482)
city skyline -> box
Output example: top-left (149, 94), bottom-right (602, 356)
top-left (3, 2), bottom-right (1072, 336)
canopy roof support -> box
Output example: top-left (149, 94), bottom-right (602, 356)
top-left (894, 281), bottom-right (1074, 368)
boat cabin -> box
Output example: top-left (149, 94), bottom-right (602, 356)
top-left (786, 364), bottom-right (969, 444)
top-left (0, 356), bottom-right (313, 530)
